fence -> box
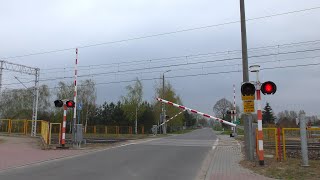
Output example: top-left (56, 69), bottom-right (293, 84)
top-left (0, 119), bottom-right (10, 133)
top-left (282, 127), bottom-right (320, 160)
top-left (84, 125), bottom-right (144, 135)
top-left (257, 128), bottom-right (279, 160)
top-left (41, 121), bottom-right (49, 144)
top-left (257, 127), bottom-right (320, 161)
top-left (0, 119), bottom-right (43, 135)
top-left (49, 123), bottom-right (61, 145)
top-left (0, 119), bottom-right (146, 145)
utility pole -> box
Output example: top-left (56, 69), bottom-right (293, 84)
top-left (240, 0), bottom-right (254, 161)
top-left (161, 70), bottom-right (170, 134)
top-left (299, 113), bottom-right (309, 167)
top-left (162, 73), bottom-right (166, 134)
top-left (135, 106), bottom-right (138, 134)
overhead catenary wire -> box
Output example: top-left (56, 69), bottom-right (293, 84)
top-left (2, 6), bottom-right (320, 60)
top-left (42, 52), bottom-right (320, 82)
top-left (5, 62), bottom-right (319, 91)
top-left (40, 39), bottom-right (320, 73)
top-left (4, 46), bottom-right (320, 86)
top-left (5, 41), bottom-right (317, 87)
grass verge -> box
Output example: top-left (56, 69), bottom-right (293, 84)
top-left (240, 157), bottom-right (320, 180)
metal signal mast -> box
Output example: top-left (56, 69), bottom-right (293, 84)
top-left (0, 60), bottom-right (40, 136)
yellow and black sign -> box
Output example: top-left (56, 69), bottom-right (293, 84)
top-left (241, 95), bottom-right (255, 101)
top-left (243, 100), bottom-right (255, 113)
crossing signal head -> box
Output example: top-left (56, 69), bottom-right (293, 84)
top-left (241, 82), bottom-right (256, 96)
top-left (54, 100), bottom-right (63, 107)
top-left (66, 100), bottom-right (75, 108)
top-left (261, 81), bottom-right (277, 95)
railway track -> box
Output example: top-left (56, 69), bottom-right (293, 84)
top-left (264, 142), bottom-right (320, 150)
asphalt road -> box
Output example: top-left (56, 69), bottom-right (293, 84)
top-left (1, 128), bottom-right (217, 180)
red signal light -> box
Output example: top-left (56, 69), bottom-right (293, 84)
top-left (261, 81), bottom-right (277, 95)
top-left (66, 100), bottom-right (75, 108)
top-left (264, 83), bottom-right (273, 93)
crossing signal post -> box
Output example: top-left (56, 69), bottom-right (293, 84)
top-left (54, 99), bottom-right (75, 148)
top-left (248, 65), bottom-right (278, 166)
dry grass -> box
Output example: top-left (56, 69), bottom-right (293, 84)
top-left (240, 157), bottom-right (320, 180)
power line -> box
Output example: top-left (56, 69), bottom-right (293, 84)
top-left (261, 62), bottom-right (320, 70)
top-left (2, 6), bottom-right (320, 60)
top-left (3, 46), bottom-right (320, 86)
top-left (40, 39), bottom-right (320, 74)
top-left (4, 61), bottom-right (320, 90)
top-left (55, 62), bottom-right (320, 89)
top-left (32, 47), bottom-right (320, 82)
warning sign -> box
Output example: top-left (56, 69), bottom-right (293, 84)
top-left (243, 100), bottom-right (255, 113)
top-left (242, 95), bottom-right (255, 101)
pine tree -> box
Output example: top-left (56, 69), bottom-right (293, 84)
top-left (262, 103), bottom-right (276, 124)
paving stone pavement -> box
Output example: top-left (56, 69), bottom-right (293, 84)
top-left (0, 136), bottom-right (91, 171)
top-left (205, 134), bottom-right (275, 180)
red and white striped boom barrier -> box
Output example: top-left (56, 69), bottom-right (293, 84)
top-left (158, 110), bottom-right (186, 127)
top-left (156, 98), bottom-right (236, 127)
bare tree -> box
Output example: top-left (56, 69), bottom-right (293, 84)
top-left (213, 98), bottom-right (233, 119)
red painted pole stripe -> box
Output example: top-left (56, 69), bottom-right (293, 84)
top-left (203, 114), bottom-right (210, 118)
top-left (179, 105), bottom-right (185, 109)
top-left (191, 110), bottom-right (197, 113)
top-left (256, 90), bottom-right (261, 100)
top-left (168, 101), bottom-right (173, 105)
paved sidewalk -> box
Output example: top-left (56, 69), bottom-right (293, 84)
top-left (0, 136), bottom-right (91, 171)
top-left (205, 134), bottom-right (274, 180)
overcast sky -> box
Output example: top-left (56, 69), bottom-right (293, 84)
top-left (1, 0), bottom-right (320, 116)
